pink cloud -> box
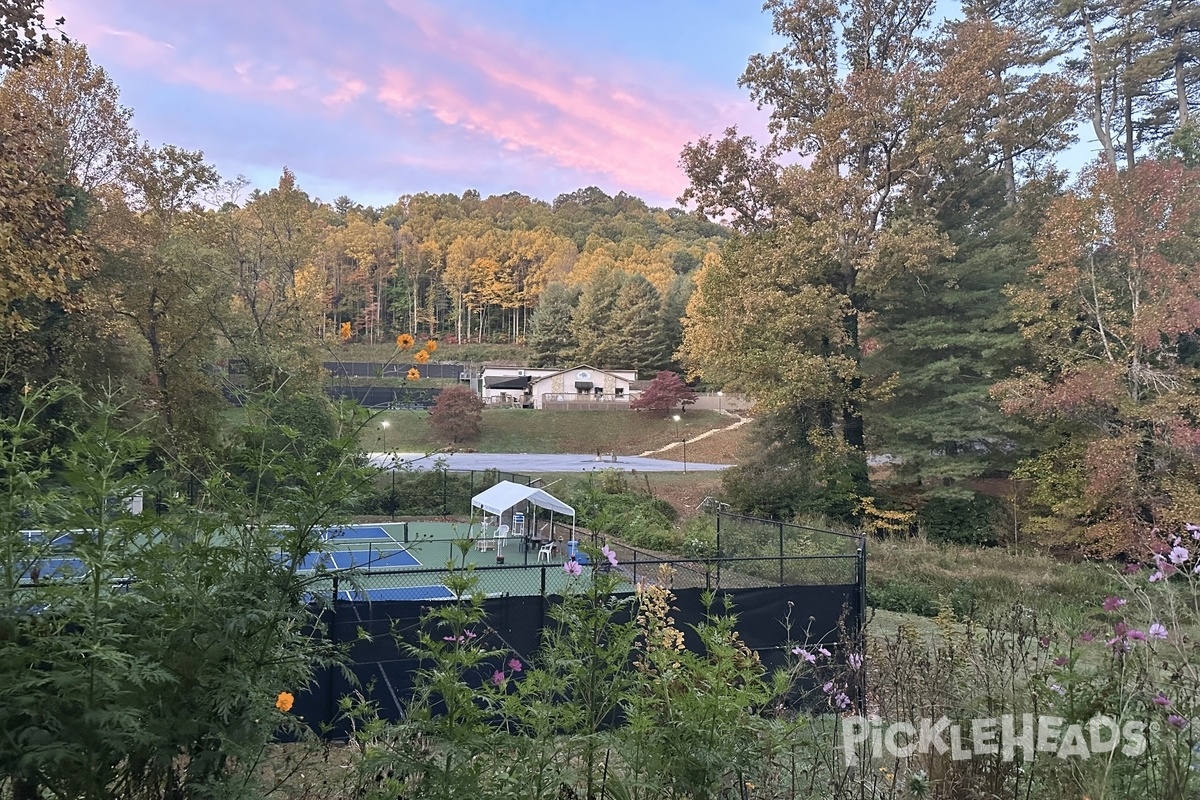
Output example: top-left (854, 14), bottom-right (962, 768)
top-left (46, 0), bottom-right (767, 205)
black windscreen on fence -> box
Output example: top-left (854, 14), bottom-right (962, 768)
top-left (293, 579), bottom-right (863, 737)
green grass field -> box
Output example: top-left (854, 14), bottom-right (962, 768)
top-left (366, 408), bottom-right (731, 454)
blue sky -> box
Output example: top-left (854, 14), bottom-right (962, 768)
top-left (46, 0), bottom-right (779, 209)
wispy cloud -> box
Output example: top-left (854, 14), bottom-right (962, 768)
top-left (46, 0), bottom-right (766, 206)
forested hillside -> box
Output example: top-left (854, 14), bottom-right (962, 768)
top-left (3, 0), bottom-right (1200, 558)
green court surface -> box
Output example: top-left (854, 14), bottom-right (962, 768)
top-left (305, 521), bottom-right (606, 601)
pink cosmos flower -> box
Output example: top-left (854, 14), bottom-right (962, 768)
top-left (1053, 656), bottom-right (1068, 667)
top-left (1149, 623), bottom-right (1168, 640)
top-left (492, 670), bottom-right (505, 686)
top-left (564, 560), bottom-right (582, 577)
top-left (1154, 694), bottom-right (1171, 707)
top-left (601, 545), bottom-right (619, 567)
top-left (1171, 546), bottom-right (1190, 564)
top-left (508, 658), bottom-right (523, 672)
top-left (1102, 596), bottom-right (1127, 612)
top-left (792, 647), bottom-right (816, 664)
top-left (848, 653), bottom-right (863, 670)
top-left (834, 692), bottom-right (851, 709)
top-left (823, 681), bottom-right (835, 694)
top-left (1168, 714), bottom-right (1188, 729)
top-left (1080, 631), bottom-right (1096, 642)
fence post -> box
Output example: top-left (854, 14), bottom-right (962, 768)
top-left (779, 521), bottom-right (785, 586)
top-left (716, 512), bottom-right (722, 588)
top-left (327, 577), bottom-right (339, 726)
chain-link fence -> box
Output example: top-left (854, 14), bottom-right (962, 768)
top-left (359, 467), bottom-right (533, 518)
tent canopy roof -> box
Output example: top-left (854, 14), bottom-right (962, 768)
top-left (470, 480), bottom-right (575, 518)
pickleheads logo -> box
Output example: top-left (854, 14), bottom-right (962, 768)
top-left (841, 714), bottom-right (1148, 767)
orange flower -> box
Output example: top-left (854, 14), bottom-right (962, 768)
top-left (338, 322), bottom-right (352, 342)
top-left (395, 333), bottom-right (415, 349)
top-left (407, 367), bottom-right (420, 381)
top-left (424, 339), bottom-right (438, 353)
top-left (275, 691), bottom-right (295, 713)
top-left (414, 349), bottom-right (430, 364)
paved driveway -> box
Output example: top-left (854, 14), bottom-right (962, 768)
top-left (367, 452), bottom-right (729, 473)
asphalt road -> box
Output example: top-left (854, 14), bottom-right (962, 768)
top-left (366, 452), bottom-right (729, 473)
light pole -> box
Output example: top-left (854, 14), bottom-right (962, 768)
top-left (379, 419), bottom-right (395, 521)
top-left (673, 414), bottom-right (687, 473)
top-left (717, 390), bottom-right (723, 413)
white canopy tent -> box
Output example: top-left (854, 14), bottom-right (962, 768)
top-left (470, 480), bottom-right (576, 543)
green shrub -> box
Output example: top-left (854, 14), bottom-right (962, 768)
top-left (918, 493), bottom-right (1000, 546)
top-left (869, 579), bottom-right (937, 616)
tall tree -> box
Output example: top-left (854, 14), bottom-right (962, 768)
top-left (572, 267), bottom-right (627, 368)
top-left (610, 272), bottom-right (669, 375)
top-left (994, 160), bottom-right (1200, 554)
top-left (527, 282), bottom-right (579, 367)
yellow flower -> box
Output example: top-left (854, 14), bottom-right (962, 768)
top-left (275, 691), bottom-right (295, 713)
top-left (395, 333), bottom-right (415, 349)
top-left (338, 322), bottom-right (352, 342)
top-left (407, 367), bottom-right (420, 381)
top-left (414, 349), bottom-right (430, 364)
top-left (424, 339), bottom-right (438, 353)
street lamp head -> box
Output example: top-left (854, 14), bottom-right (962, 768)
top-left (380, 419), bottom-right (391, 428)
top-left (672, 414), bottom-right (681, 422)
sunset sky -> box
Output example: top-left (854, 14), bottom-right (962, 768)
top-left (44, 1), bottom-right (779, 209)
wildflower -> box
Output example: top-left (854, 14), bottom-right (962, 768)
top-left (1038, 636), bottom-right (1050, 649)
top-left (834, 692), bottom-right (851, 709)
top-left (508, 658), bottom-right (522, 672)
top-left (1171, 545), bottom-right (1190, 564)
top-left (1080, 631), bottom-right (1096, 642)
top-left (1128, 629), bottom-right (1147, 641)
top-left (1149, 622), bottom-right (1168, 640)
top-left (792, 647), bottom-right (816, 664)
top-left (1053, 656), bottom-right (1068, 667)
top-left (425, 339), bottom-right (438, 352)
top-left (275, 691), bottom-right (295, 713)
top-left (1168, 714), bottom-right (1189, 729)
top-left (1154, 694), bottom-right (1172, 707)
top-left (1150, 570), bottom-right (1164, 582)
top-left (406, 367), bottom-right (420, 381)
top-left (338, 321), bottom-right (352, 342)
top-left (823, 681), bottom-right (835, 694)
top-left (564, 560), bottom-right (582, 577)
top-left (414, 349), bottom-right (430, 364)
top-left (396, 333), bottom-right (415, 349)
top-left (848, 653), bottom-right (863, 670)
top-left (601, 545), bottom-right (619, 567)
top-left (1102, 596), bottom-right (1127, 612)
top-left (818, 646), bottom-right (831, 657)
top-left (492, 670), bottom-right (505, 686)
top-left (1049, 683), bottom-right (1066, 696)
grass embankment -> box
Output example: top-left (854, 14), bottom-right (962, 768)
top-left (367, 408), bottom-right (733, 456)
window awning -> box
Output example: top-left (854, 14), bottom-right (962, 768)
top-left (574, 381), bottom-right (593, 390)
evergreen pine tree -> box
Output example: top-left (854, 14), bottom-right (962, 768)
top-left (660, 274), bottom-right (693, 371)
top-left (611, 273), bottom-right (669, 375)
top-left (526, 283), bottom-right (579, 367)
top-left (571, 268), bottom-right (626, 368)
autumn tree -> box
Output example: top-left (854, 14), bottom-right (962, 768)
top-left (428, 386), bottom-right (484, 443)
top-left (993, 160), bottom-right (1200, 555)
top-left (629, 371), bottom-right (697, 412)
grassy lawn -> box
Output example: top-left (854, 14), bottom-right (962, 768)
top-left (366, 408), bottom-right (733, 455)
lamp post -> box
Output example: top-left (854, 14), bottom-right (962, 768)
top-left (673, 414), bottom-right (687, 473)
top-left (717, 390), bottom-right (723, 413)
top-left (379, 419), bottom-right (395, 521)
